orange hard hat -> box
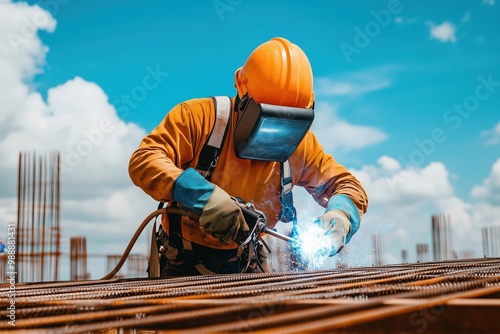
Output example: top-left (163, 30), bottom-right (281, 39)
top-left (235, 37), bottom-right (314, 109)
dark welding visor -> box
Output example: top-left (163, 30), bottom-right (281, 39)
top-left (234, 97), bottom-right (314, 162)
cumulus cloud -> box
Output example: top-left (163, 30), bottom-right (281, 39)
top-left (429, 22), bottom-right (457, 43)
top-left (471, 158), bottom-right (500, 206)
top-left (481, 122), bottom-right (500, 145)
top-left (356, 158), bottom-right (454, 206)
top-left (349, 157), bottom-right (479, 263)
top-left (281, 156), bottom-right (484, 267)
top-left (469, 159), bottom-right (500, 257)
top-left (270, 159), bottom-right (499, 267)
top-left (0, 1), bottom-right (154, 279)
top-left (311, 103), bottom-right (388, 152)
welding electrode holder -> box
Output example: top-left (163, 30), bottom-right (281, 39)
top-left (232, 198), bottom-right (267, 246)
top-left (233, 197), bottom-right (300, 246)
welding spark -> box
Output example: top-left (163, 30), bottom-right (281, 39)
top-left (293, 223), bottom-right (334, 269)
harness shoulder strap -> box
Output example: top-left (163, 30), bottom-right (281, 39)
top-left (279, 160), bottom-right (304, 270)
top-left (165, 96), bottom-right (231, 258)
top-left (279, 160), bottom-right (297, 223)
top-left (196, 96), bottom-right (232, 180)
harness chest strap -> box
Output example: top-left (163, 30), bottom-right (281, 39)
top-left (279, 159), bottom-right (297, 223)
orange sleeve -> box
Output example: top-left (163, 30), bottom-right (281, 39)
top-left (128, 98), bottom-right (213, 202)
top-left (291, 131), bottom-right (368, 218)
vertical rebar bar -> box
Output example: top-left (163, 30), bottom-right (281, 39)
top-left (16, 151), bottom-right (61, 283)
top-left (15, 153), bottom-right (21, 284)
top-left (70, 236), bottom-right (88, 280)
top-left (55, 151), bottom-right (61, 280)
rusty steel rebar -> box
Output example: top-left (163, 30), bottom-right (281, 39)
top-left (0, 258), bottom-right (499, 333)
top-left (70, 237), bottom-right (88, 281)
top-left (15, 151), bottom-right (61, 283)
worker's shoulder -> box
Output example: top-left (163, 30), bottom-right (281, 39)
top-left (168, 96), bottom-right (231, 120)
top-left (164, 97), bottom-right (213, 121)
top-left (179, 97), bottom-right (214, 110)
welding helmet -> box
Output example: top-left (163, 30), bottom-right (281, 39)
top-left (233, 37), bottom-right (315, 162)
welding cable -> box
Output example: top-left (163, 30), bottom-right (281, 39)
top-left (100, 206), bottom-right (200, 280)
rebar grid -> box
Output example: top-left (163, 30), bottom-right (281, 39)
top-left (1, 258), bottom-right (499, 333)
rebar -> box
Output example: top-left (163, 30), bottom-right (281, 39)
top-left (14, 151), bottom-right (61, 283)
top-left (70, 237), bottom-right (88, 280)
top-left (1, 258), bottom-right (499, 333)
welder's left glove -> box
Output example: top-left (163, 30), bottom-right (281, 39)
top-left (172, 168), bottom-right (249, 245)
top-left (315, 195), bottom-right (361, 256)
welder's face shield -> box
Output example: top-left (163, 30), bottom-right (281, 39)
top-left (234, 97), bottom-right (315, 162)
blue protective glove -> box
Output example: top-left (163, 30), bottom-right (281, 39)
top-left (315, 195), bottom-right (360, 256)
top-left (172, 168), bottom-right (249, 245)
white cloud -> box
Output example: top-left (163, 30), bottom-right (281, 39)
top-left (308, 68), bottom-right (397, 151)
top-left (471, 158), bottom-right (500, 206)
top-left (356, 160), bottom-right (454, 206)
top-left (286, 157), bottom-right (484, 266)
top-left (483, 0), bottom-right (495, 5)
top-left (270, 158), bottom-right (500, 267)
top-left (0, 1), bottom-right (154, 279)
top-left (348, 158), bottom-right (480, 263)
top-left (378, 156), bottom-right (401, 173)
top-left (315, 70), bottom-right (392, 97)
top-left (481, 122), bottom-right (500, 145)
top-left (469, 159), bottom-right (500, 255)
top-left (311, 102), bottom-right (388, 152)
top-left (429, 22), bottom-right (457, 43)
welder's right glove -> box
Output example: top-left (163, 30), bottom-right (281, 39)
top-left (315, 194), bottom-right (361, 257)
top-left (172, 168), bottom-right (249, 245)
top-left (315, 210), bottom-right (351, 256)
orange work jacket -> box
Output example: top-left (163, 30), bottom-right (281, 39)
top-left (129, 97), bottom-right (368, 249)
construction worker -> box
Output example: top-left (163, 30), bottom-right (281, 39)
top-left (129, 37), bottom-right (368, 276)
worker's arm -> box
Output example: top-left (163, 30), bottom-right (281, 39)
top-left (292, 131), bottom-right (368, 250)
top-left (128, 100), bottom-right (206, 202)
top-left (293, 131), bottom-right (368, 216)
top-left (128, 99), bottom-right (248, 244)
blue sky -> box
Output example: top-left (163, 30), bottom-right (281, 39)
top-left (1, 0), bottom-right (499, 278)
top-left (29, 0), bottom-right (499, 196)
